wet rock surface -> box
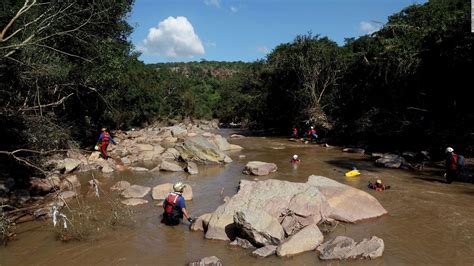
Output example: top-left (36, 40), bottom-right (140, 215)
top-left (317, 236), bottom-right (384, 260)
top-left (242, 161), bottom-right (278, 176)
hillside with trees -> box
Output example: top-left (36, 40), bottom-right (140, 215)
top-left (0, 0), bottom-right (472, 184)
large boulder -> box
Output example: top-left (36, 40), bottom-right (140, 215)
top-left (205, 179), bottom-right (314, 241)
top-left (234, 210), bottom-right (285, 246)
top-left (121, 185), bottom-right (151, 198)
top-left (375, 154), bottom-right (406, 169)
top-left (205, 177), bottom-right (386, 242)
top-left (242, 161), bottom-right (277, 176)
top-left (159, 160), bottom-right (184, 172)
top-left (276, 224), bottom-right (324, 257)
top-left (317, 236), bottom-right (384, 260)
top-left (151, 183), bottom-right (193, 200)
top-left (306, 175), bottom-right (387, 223)
top-left (176, 136), bottom-right (229, 164)
top-left (56, 158), bottom-right (82, 173)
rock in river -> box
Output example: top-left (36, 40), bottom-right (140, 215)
top-left (317, 236), bottom-right (384, 260)
top-left (234, 209), bottom-right (285, 246)
top-left (242, 161), bottom-right (278, 176)
top-left (121, 185), bottom-right (151, 198)
top-left (276, 223), bottom-right (324, 257)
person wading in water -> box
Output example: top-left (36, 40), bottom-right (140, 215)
top-left (162, 182), bottom-right (194, 226)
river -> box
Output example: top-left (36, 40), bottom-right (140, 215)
top-left (1, 130), bottom-right (474, 265)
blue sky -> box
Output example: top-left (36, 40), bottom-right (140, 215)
top-left (128, 0), bottom-right (427, 63)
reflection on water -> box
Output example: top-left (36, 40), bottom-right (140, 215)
top-left (1, 129), bottom-right (474, 265)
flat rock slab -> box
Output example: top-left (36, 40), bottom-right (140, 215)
top-left (60, 191), bottom-right (77, 201)
top-left (152, 183), bottom-right (193, 200)
top-left (121, 198), bottom-right (148, 206)
top-left (242, 161), bottom-right (278, 176)
top-left (252, 245), bottom-right (277, 258)
top-left (130, 167), bottom-right (149, 172)
top-left (121, 185), bottom-right (151, 198)
top-left (276, 224), bottom-right (324, 257)
top-left (159, 160), bottom-right (184, 172)
top-left (317, 236), bottom-right (384, 260)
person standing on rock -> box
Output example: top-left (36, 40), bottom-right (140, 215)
top-left (162, 182), bottom-right (193, 226)
top-left (97, 127), bottom-right (116, 160)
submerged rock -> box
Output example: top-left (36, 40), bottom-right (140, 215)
top-left (110, 181), bottom-right (131, 191)
top-left (242, 161), bottom-right (277, 176)
top-left (189, 256), bottom-right (222, 266)
top-left (342, 148), bottom-right (365, 154)
top-left (121, 198), bottom-right (148, 206)
top-left (121, 185), bottom-right (151, 198)
top-left (317, 236), bottom-right (384, 260)
top-left (375, 154), bottom-right (406, 169)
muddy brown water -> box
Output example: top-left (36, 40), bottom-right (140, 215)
top-left (1, 130), bottom-right (474, 265)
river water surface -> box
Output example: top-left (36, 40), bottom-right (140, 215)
top-left (1, 130), bottom-right (474, 265)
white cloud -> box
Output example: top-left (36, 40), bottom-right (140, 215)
top-left (257, 46), bottom-right (269, 54)
top-left (141, 16), bottom-right (205, 58)
top-left (230, 6), bottom-right (239, 13)
top-left (359, 21), bottom-right (381, 34)
top-left (204, 0), bottom-right (220, 8)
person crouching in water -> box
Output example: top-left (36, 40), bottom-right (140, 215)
top-left (162, 182), bottom-right (193, 226)
top-left (368, 179), bottom-right (390, 191)
top-left (291, 154), bottom-right (301, 164)
top-left (97, 127), bottom-right (116, 160)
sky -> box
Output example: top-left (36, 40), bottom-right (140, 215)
top-left (128, 0), bottom-right (428, 63)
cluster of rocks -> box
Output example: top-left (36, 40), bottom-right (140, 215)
top-left (44, 123), bottom-right (242, 177)
top-left (109, 181), bottom-right (193, 206)
top-left (191, 175), bottom-right (386, 260)
top-left (373, 151), bottom-right (430, 169)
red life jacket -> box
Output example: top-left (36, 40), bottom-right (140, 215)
top-left (449, 153), bottom-right (458, 171)
top-left (102, 132), bottom-right (110, 143)
top-left (164, 192), bottom-right (181, 215)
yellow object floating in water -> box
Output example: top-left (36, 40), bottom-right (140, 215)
top-left (345, 170), bottom-right (360, 177)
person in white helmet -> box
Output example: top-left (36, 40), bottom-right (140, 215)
top-left (306, 126), bottom-right (318, 142)
top-left (162, 182), bottom-right (193, 226)
top-left (291, 154), bottom-right (301, 164)
top-left (368, 179), bottom-right (390, 191)
top-left (445, 147), bottom-right (461, 184)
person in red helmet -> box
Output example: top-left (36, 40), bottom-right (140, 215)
top-left (97, 127), bottom-right (116, 160)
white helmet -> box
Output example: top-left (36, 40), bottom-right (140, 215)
top-left (446, 147), bottom-right (454, 153)
top-left (310, 126), bottom-right (314, 129)
top-left (376, 179), bottom-right (382, 184)
top-left (173, 182), bottom-right (186, 192)
top-left (293, 154), bottom-right (298, 160)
